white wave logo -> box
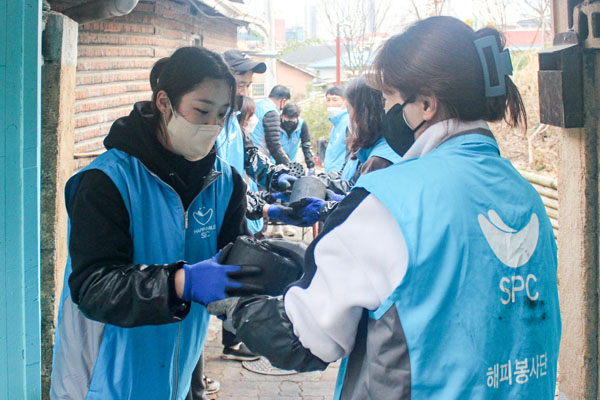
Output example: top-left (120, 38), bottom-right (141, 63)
top-left (193, 207), bottom-right (214, 226)
top-left (478, 210), bottom-right (539, 268)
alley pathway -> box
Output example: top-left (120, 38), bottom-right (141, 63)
top-left (204, 316), bottom-right (339, 399)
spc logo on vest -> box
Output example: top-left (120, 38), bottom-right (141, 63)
top-left (193, 207), bottom-right (216, 239)
top-left (478, 210), bottom-right (540, 305)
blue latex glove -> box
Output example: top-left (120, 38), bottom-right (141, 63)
top-left (270, 192), bottom-right (290, 202)
top-left (292, 198), bottom-right (325, 226)
top-left (307, 168), bottom-right (314, 176)
top-left (276, 173), bottom-right (298, 191)
top-left (326, 189), bottom-right (346, 202)
top-left (267, 204), bottom-right (305, 226)
top-left (182, 252), bottom-right (243, 305)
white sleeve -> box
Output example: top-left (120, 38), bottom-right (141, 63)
top-left (284, 194), bottom-right (409, 363)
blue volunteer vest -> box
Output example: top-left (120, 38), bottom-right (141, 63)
top-left (324, 110), bottom-right (350, 173)
top-left (279, 117), bottom-right (305, 162)
top-left (54, 149), bottom-right (233, 400)
top-left (340, 137), bottom-right (401, 181)
top-left (334, 133), bottom-right (560, 399)
top-left (250, 98), bottom-right (280, 156)
top-left (216, 111), bottom-right (245, 175)
top-left (216, 113), bottom-right (264, 234)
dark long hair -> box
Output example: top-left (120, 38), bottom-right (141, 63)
top-left (149, 47), bottom-right (237, 131)
top-left (345, 77), bottom-right (386, 157)
top-left (369, 16), bottom-right (526, 129)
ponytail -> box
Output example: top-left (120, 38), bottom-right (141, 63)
top-left (370, 16), bottom-right (527, 130)
top-left (473, 27), bottom-right (527, 129)
top-left (149, 57), bottom-right (170, 92)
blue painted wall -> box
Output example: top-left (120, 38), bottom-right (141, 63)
top-left (0, 0), bottom-right (42, 398)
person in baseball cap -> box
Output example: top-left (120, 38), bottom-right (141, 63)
top-left (211, 49), bottom-right (267, 365)
top-left (223, 50), bottom-right (267, 97)
top-left (224, 49), bottom-right (267, 74)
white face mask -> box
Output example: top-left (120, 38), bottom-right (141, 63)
top-left (327, 106), bottom-right (344, 119)
top-left (244, 115), bottom-right (259, 134)
top-left (166, 102), bottom-right (221, 161)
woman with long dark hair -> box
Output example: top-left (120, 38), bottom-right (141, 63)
top-left (340, 76), bottom-right (403, 182)
top-left (51, 47), bottom-right (260, 399)
top-left (208, 16), bottom-right (560, 399)
top-left (267, 77), bottom-right (405, 227)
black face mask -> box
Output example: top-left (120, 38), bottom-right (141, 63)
top-left (382, 101), bottom-right (423, 156)
top-left (281, 120), bottom-right (298, 133)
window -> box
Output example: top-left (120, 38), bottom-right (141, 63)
top-left (191, 34), bottom-right (203, 47)
top-left (252, 83), bottom-right (265, 98)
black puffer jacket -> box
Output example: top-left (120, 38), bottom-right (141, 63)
top-left (68, 101), bottom-right (249, 327)
top-left (263, 110), bottom-right (291, 165)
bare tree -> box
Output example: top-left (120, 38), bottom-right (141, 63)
top-left (322, 0), bottom-right (392, 77)
top-left (523, 0), bottom-right (552, 45)
top-left (483, 0), bottom-right (513, 30)
top-left (409, 0), bottom-right (447, 20)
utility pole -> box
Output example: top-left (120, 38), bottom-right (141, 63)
top-left (265, 0), bottom-right (276, 91)
top-left (336, 23), bottom-right (341, 85)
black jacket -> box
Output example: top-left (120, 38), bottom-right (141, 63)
top-left (298, 122), bottom-right (315, 168)
top-left (68, 102), bottom-right (249, 327)
top-left (263, 110), bottom-right (290, 165)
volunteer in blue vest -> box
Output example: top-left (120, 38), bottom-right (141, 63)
top-left (218, 51), bottom-right (267, 236)
top-left (323, 86), bottom-right (350, 173)
top-left (280, 102), bottom-right (315, 173)
top-left (239, 96), bottom-right (296, 193)
top-left (215, 94), bottom-right (260, 366)
top-left (50, 47), bottom-right (265, 400)
top-left (339, 78), bottom-right (402, 182)
top-left (250, 85), bottom-right (292, 166)
top-left (207, 16), bottom-right (561, 399)
top-left (268, 76), bottom-right (406, 227)
top-left (216, 50), bottom-right (265, 179)
top-left (226, 95), bottom-right (301, 232)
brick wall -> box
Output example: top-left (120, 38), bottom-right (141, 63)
top-left (49, 0), bottom-right (238, 170)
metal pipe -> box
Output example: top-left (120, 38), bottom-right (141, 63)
top-left (62, 0), bottom-right (139, 24)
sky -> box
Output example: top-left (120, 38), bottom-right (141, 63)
top-left (239, 0), bottom-right (543, 41)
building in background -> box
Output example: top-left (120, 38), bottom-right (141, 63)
top-left (274, 18), bottom-right (286, 48)
top-left (305, 4), bottom-right (318, 38)
top-left (280, 44), bottom-right (337, 68)
top-left (504, 18), bottom-right (553, 50)
top-left (286, 26), bottom-right (306, 43)
top-left (249, 56), bottom-right (317, 100)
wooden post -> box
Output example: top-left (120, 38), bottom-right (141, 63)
top-left (551, 0), bottom-right (600, 398)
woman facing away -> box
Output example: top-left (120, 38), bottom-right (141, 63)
top-left (208, 16), bottom-right (561, 400)
top-left (51, 47), bottom-right (262, 400)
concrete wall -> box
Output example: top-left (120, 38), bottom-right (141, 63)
top-left (40, 12), bottom-right (78, 397)
top-left (251, 59), bottom-right (314, 100)
top-left (49, 0), bottom-right (238, 170)
top-left (277, 62), bottom-right (314, 100)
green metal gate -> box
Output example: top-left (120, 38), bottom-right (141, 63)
top-left (0, 0), bottom-right (42, 398)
